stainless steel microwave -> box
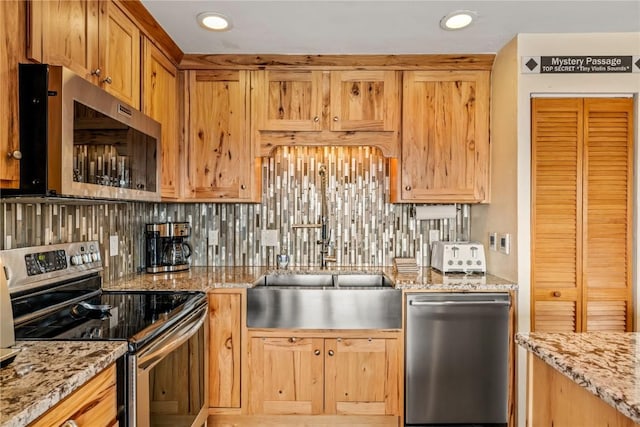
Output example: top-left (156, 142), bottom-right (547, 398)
top-left (3, 64), bottom-right (161, 201)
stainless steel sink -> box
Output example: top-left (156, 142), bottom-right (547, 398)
top-left (248, 272), bottom-right (400, 329)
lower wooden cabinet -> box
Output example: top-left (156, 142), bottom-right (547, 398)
top-left (29, 364), bottom-right (117, 427)
top-left (247, 334), bottom-right (400, 417)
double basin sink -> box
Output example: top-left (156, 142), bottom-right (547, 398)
top-left (247, 272), bottom-right (401, 329)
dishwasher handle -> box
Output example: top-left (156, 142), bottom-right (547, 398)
top-left (409, 300), bottom-right (510, 307)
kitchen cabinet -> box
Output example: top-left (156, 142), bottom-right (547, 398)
top-left (29, 364), bottom-right (117, 427)
top-left (247, 334), bottom-right (400, 418)
top-left (0, 0), bottom-right (25, 189)
top-left (251, 70), bottom-right (400, 157)
top-left (184, 70), bottom-right (260, 202)
top-left (531, 97), bottom-right (634, 332)
top-left (142, 37), bottom-right (180, 199)
top-left (28, 0), bottom-right (141, 108)
top-left (393, 70), bottom-right (490, 203)
top-left (208, 291), bottom-right (242, 409)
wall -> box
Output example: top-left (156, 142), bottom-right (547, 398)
top-left (1, 146), bottom-right (470, 281)
top-left (503, 32), bottom-right (640, 427)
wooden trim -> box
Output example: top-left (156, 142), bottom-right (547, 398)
top-left (247, 329), bottom-right (402, 339)
top-left (115, 0), bottom-right (183, 64)
top-left (180, 54), bottom-right (495, 70)
top-left (207, 414), bottom-right (399, 426)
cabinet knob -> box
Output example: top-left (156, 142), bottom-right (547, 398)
top-left (7, 150), bottom-right (22, 160)
top-left (91, 68), bottom-right (101, 77)
top-left (552, 291), bottom-right (561, 297)
top-left (333, 116), bottom-right (339, 122)
top-left (327, 350), bottom-right (334, 356)
top-left (102, 76), bottom-right (113, 85)
top-left (314, 349), bottom-right (321, 356)
top-left (62, 420), bottom-right (79, 427)
top-left (313, 116), bottom-right (320, 123)
top-left (405, 185), bottom-right (412, 191)
top-left (240, 184), bottom-right (246, 190)
top-left (288, 337), bottom-right (297, 343)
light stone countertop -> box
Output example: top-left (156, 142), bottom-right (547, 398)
top-left (0, 340), bottom-right (128, 427)
top-left (516, 332), bottom-right (640, 423)
top-left (103, 266), bottom-right (517, 292)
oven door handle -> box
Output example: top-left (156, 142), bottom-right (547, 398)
top-left (136, 304), bottom-right (206, 371)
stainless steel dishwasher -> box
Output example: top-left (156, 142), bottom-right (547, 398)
top-left (405, 292), bottom-right (510, 426)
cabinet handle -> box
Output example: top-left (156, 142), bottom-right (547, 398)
top-left (313, 116), bottom-right (320, 123)
top-left (288, 337), bottom-right (297, 343)
top-left (552, 291), bottom-right (561, 297)
top-left (7, 150), bottom-right (22, 160)
top-left (405, 185), bottom-right (412, 191)
top-left (62, 420), bottom-right (79, 427)
top-left (91, 68), bottom-right (101, 77)
top-left (314, 349), bottom-right (321, 356)
top-left (328, 350), bottom-right (334, 356)
top-left (333, 116), bottom-right (339, 122)
top-left (102, 76), bottom-right (113, 85)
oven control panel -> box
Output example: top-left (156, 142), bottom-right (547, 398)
top-left (25, 250), bottom-right (67, 276)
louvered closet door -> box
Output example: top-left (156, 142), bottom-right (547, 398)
top-left (583, 98), bottom-right (633, 332)
top-left (531, 98), bottom-right (583, 332)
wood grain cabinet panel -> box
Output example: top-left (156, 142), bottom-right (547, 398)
top-left (252, 70), bottom-right (400, 157)
top-left (395, 70), bottom-right (490, 203)
top-left (142, 37), bottom-right (179, 199)
top-left (28, 0), bottom-right (140, 108)
top-left (185, 70), bottom-right (260, 202)
top-left (531, 97), bottom-right (634, 332)
top-left (209, 292), bottom-right (242, 408)
top-left (29, 364), bottom-right (117, 427)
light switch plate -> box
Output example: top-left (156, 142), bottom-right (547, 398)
top-left (261, 229), bottom-right (279, 247)
top-left (429, 230), bottom-right (440, 245)
top-left (498, 233), bottom-right (511, 255)
top-left (109, 235), bottom-right (119, 257)
top-left (208, 230), bottom-right (218, 246)
top-left (489, 232), bottom-right (497, 251)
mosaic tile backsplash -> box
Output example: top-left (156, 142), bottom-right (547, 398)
top-left (1, 147), bottom-right (469, 282)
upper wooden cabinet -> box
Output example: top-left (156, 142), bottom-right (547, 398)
top-left (247, 335), bottom-right (400, 418)
top-left (531, 97), bottom-right (634, 332)
top-left (184, 70), bottom-right (260, 202)
top-left (28, 0), bottom-right (140, 108)
top-left (142, 37), bottom-right (179, 199)
top-left (393, 70), bottom-right (490, 203)
top-left (251, 70), bottom-right (400, 157)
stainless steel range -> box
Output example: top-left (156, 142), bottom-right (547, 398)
top-left (0, 241), bottom-right (208, 427)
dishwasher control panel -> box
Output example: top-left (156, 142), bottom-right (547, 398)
top-left (431, 241), bottom-right (486, 274)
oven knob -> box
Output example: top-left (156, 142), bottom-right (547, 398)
top-left (91, 252), bottom-right (99, 261)
top-left (70, 255), bottom-right (82, 265)
top-left (82, 254), bottom-right (91, 263)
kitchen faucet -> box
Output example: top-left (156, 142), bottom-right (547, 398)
top-left (317, 165), bottom-right (336, 268)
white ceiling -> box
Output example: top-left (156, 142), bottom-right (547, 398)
top-left (140, 1), bottom-right (640, 55)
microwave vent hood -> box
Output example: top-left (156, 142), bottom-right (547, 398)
top-left (1, 64), bottom-right (161, 202)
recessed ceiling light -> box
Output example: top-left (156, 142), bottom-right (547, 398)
top-left (440, 10), bottom-right (476, 31)
top-left (197, 12), bottom-right (232, 31)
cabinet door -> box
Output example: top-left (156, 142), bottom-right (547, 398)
top-left (400, 70), bottom-right (490, 202)
top-left (186, 70), bottom-right (258, 201)
top-left (28, 0), bottom-right (100, 81)
top-left (324, 338), bottom-right (399, 416)
top-left (330, 71), bottom-right (399, 132)
top-left (0, 0), bottom-right (25, 188)
top-left (208, 292), bottom-right (241, 408)
top-left (142, 37), bottom-right (179, 199)
top-left (248, 337), bottom-right (324, 415)
top-left (252, 70), bottom-right (323, 131)
top-left (99, 1), bottom-right (140, 108)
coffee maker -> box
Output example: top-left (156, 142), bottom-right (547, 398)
top-left (145, 222), bottom-right (192, 273)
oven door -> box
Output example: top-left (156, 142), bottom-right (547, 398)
top-left (131, 303), bottom-right (208, 427)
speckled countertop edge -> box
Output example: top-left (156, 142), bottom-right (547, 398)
top-left (516, 332), bottom-right (640, 423)
top-left (0, 341), bottom-right (128, 427)
top-left (103, 266), bottom-right (517, 292)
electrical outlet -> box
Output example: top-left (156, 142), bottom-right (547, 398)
top-left (498, 233), bottom-right (511, 255)
top-left (109, 235), bottom-right (119, 257)
top-left (261, 229), bottom-right (279, 247)
top-left (429, 230), bottom-right (440, 245)
top-left (489, 232), bottom-right (497, 251)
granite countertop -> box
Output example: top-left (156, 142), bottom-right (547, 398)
top-left (103, 266), bottom-right (517, 292)
top-left (516, 332), bottom-right (640, 423)
top-left (0, 341), bottom-right (128, 427)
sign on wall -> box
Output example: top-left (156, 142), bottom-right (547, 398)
top-left (522, 55), bottom-right (640, 74)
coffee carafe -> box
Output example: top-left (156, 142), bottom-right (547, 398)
top-left (145, 222), bottom-right (192, 273)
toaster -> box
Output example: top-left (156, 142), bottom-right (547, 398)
top-left (431, 241), bottom-right (486, 274)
